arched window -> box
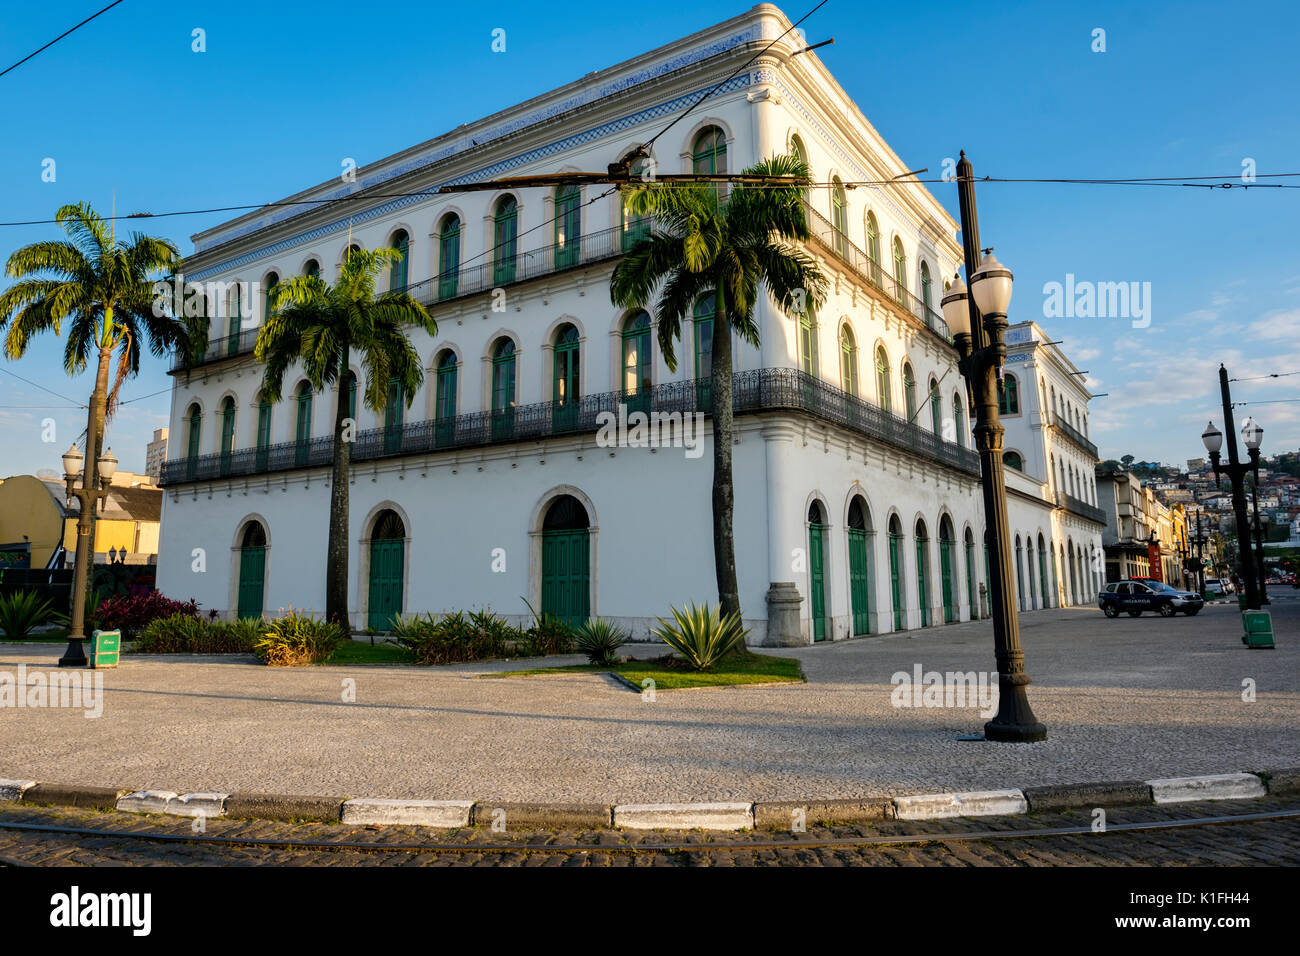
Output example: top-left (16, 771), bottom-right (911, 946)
top-left (798, 309), bottom-right (818, 377)
top-left (622, 311), bottom-right (652, 404)
top-left (437, 215), bottom-right (460, 299)
top-left (998, 372), bottom-right (1020, 415)
top-left (790, 135), bottom-right (810, 201)
top-left (902, 362), bottom-right (916, 420)
top-left (691, 126), bottom-right (727, 175)
top-left (493, 195), bottom-right (519, 284)
top-left (294, 382), bottom-right (312, 467)
top-left (303, 259), bottom-right (320, 279)
top-left (384, 377), bottom-right (404, 454)
top-left (226, 284), bottom-right (242, 355)
top-left (218, 397), bottom-right (236, 476)
top-left (553, 323), bottom-right (580, 408)
top-left (434, 351), bottom-right (457, 421)
top-left (1003, 450), bottom-right (1024, 471)
top-left (254, 393), bottom-right (272, 471)
top-left (694, 293), bottom-right (716, 405)
top-left (866, 212), bottom-right (882, 285)
top-left (185, 403), bottom-right (202, 479)
top-left (263, 272), bottom-right (279, 324)
top-left (953, 393), bottom-right (965, 447)
top-left (876, 346), bottom-right (892, 413)
top-left (344, 370), bottom-right (357, 422)
top-left (554, 185), bottom-right (581, 269)
top-left (831, 177), bottom-right (848, 255)
top-left (388, 229), bottom-right (409, 292)
top-left (929, 378), bottom-right (942, 435)
top-left (892, 237), bottom-right (907, 303)
top-left (920, 261), bottom-right (932, 311)
top-left (485, 340), bottom-right (515, 440)
top-left (621, 156), bottom-right (653, 250)
top-left (839, 325), bottom-right (858, 396)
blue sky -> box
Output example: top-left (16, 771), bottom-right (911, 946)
top-left (1, 0), bottom-right (1296, 476)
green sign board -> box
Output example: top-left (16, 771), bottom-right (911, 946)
top-left (92, 629), bottom-right (121, 669)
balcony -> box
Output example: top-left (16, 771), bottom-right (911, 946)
top-left (802, 203), bottom-right (951, 346)
top-left (1057, 490), bottom-right (1107, 525)
top-left (160, 367), bottom-right (980, 486)
top-left (1051, 412), bottom-right (1098, 458)
top-left (170, 222), bottom-right (634, 373)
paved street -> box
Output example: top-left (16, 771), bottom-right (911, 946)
top-left (1, 797), bottom-right (1297, 866)
top-left (2, 596), bottom-right (1296, 803)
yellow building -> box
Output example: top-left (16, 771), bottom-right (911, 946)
top-left (0, 474), bottom-right (161, 570)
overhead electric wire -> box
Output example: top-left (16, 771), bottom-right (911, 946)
top-left (1230, 371), bottom-right (1299, 382)
top-left (0, 365), bottom-right (84, 405)
top-left (0, 0), bottom-right (126, 80)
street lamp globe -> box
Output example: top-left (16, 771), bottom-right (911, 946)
top-left (98, 447), bottom-right (118, 482)
top-left (969, 249), bottom-right (1013, 316)
top-left (1201, 421), bottom-right (1223, 454)
top-left (939, 274), bottom-right (971, 336)
top-left (61, 444), bottom-right (84, 480)
top-left (1241, 417), bottom-right (1263, 452)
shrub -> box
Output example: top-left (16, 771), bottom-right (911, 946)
top-left (393, 609), bottom-right (520, 665)
top-left (519, 599), bottom-right (576, 657)
top-left (651, 603), bottom-right (749, 671)
top-left (575, 618), bottom-right (626, 666)
top-left (0, 591), bottom-right (54, 640)
top-left (97, 590), bottom-right (199, 640)
top-left (253, 612), bottom-right (342, 666)
top-left (133, 614), bottom-right (263, 654)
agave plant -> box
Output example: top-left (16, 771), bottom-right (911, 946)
top-left (576, 618), bottom-right (627, 666)
top-left (651, 603), bottom-right (749, 671)
top-left (0, 591), bottom-right (55, 640)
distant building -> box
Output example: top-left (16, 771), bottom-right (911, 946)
top-left (0, 474), bottom-right (161, 569)
top-left (1187, 457), bottom-right (1206, 472)
top-left (145, 428), bottom-right (169, 484)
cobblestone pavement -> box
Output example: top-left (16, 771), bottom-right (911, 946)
top-left (1, 798), bottom-right (1298, 866)
top-left (2, 597), bottom-right (1297, 802)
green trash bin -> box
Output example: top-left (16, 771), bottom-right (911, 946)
top-left (1241, 611), bottom-right (1274, 649)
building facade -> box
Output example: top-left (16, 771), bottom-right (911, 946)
top-left (145, 428), bottom-right (169, 484)
top-left (157, 5), bottom-right (1044, 642)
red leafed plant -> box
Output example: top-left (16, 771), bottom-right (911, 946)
top-left (97, 590), bottom-right (200, 639)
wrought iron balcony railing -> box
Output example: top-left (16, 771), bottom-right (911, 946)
top-left (1051, 411), bottom-right (1099, 458)
top-left (1057, 490), bottom-right (1107, 525)
top-left (160, 367), bottom-right (979, 486)
top-left (801, 202), bottom-right (951, 346)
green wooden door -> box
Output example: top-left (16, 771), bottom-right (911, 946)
top-left (916, 537), bottom-right (931, 627)
top-left (237, 546), bottom-right (266, 619)
top-left (965, 539), bottom-right (976, 619)
top-left (367, 538), bottom-right (404, 631)
top-left (848, 528), bottom-right (871, 635)
top-left (940, 538), bottom-right (955, 623)
top-left (808, 522), bottom-right (827, 642)
top-left (889, 532), bottom-right (903, 630)
top-left (541, 529), bottom-right (589, 626)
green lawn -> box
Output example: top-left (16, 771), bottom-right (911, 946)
top-left (325, 640), bottom-right (415, 665)
top-left (0, 629), bottom-right (70, 643)
top-left (487, 651), bottom-right (804, 690)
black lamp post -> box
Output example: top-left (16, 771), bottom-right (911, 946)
top-left (1189, 507), bottom-right (1209, 594)
top-left (1200, 365), bottom-right (1261, 610)
top-left (58, 442), bottom-right (117, 667)
top-left (1242, 417), bottom-right (1269, 605)
top-left (939, 151), bottom-right (1046, 743)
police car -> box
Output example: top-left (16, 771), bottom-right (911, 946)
top-left (1097, 579), bottom-right (1205, 618)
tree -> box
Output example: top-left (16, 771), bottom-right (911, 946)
top-left (610, 154), bottom-right (828, 618)
top-left (0, 202), bottom-right (191, 609)
top-left (1120, 454), bottom-right (1135, 469)
top-left (255, 246), bottom-right (435, 634)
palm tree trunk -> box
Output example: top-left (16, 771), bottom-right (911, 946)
top-left (325, 356), bottom-right (352, 636)
top-left (77, 344), bottom-right (113, 624)
top-left (710, 285), bottom-right (740, 620)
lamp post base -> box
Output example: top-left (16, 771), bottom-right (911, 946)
top-left (58, 639), bottom-right (88, 668)
top-left (983, 677), bottom-right (1048, 742)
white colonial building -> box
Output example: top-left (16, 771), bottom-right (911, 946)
top-left (156, 4), bottom-right (1062, 644)
top-left (996, 322), bottom-right (1107, 609)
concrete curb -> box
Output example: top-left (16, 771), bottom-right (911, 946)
top-left (5, 768), bottom-right (1295, 831)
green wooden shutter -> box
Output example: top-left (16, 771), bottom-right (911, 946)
top-left (809, 522), bottom-right (827, 642)
top-left (889, 532), bottom-right (903, 630)
top-left (848, 529), bottom-right (871, 635)
top-left (237, 546), bottom-right (266, 619)
top-left (940, 538), bottom-right (955, 623)
top-left (916, 536), bottom-right (930, 627)
top-left (367, 538), bottom-right (404, 630)
top-left (541, 529), bottom-right (590, 626)
top-left (965, 539), bottom-right (976, 619)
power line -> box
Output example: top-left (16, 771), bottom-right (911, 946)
top-left (1230, 371), bottom-right (1299, 382)
top-left (0, 366), bottom-right (82, 404)
top-left (0, 1), bottom-right (126, 80)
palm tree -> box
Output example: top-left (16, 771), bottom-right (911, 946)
top-left (0, 202), bottom-right (190, 617)
top-left (255, 246), bottom-right (436, 634)
top-left (611, 154), bottom-right (828, 618)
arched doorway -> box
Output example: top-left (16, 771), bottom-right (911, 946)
top-left (236, 521), bottom-right (267, 619)
top-left (807, 500), bottom-right (828, 642)
top-left (939, 516), bottom-right (956, 623)
top-left (964, 528), bottom-right (977, 620)
top-left (367, 510), bottom-right (405, 630)
top-left (888, 515), bottom-right (904, 630)
top-left (915, 518), bottom-right (931, 627)
top-left (1038, 533), bottom-right (1050, 608)
top-left (541, 494), bottom-right (590, 626)
top-left (847, 496), bottom-right (872, 636)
